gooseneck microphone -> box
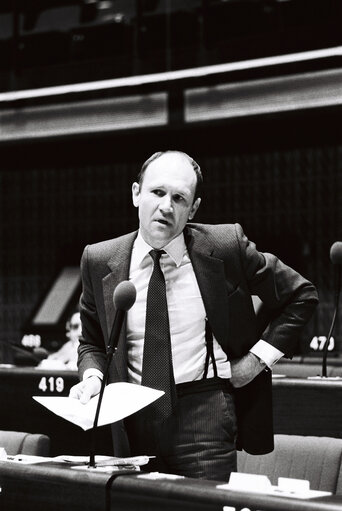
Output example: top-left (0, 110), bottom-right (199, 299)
top-left (32, 347), bottom-right (49, 361)
top-left (2, 341), bottom-right (49, 365)
top-left (322, 242), bottom-right (342, 377)
top-left (107, 281), bottom-right (137, 356)
top-left (330, 242), bottom-right (342, 265)
top-left (89, 280), bottom-right (136, 468)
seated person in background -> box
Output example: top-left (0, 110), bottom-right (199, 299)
top-left (38, 312), bottom-right (81, 370)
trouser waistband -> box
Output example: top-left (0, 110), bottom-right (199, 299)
top-left (176, 376), bottom-right (234, 397)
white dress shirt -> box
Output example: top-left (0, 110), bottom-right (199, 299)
top-left (84, 231), bottom-right (283, 382)
top-left (126, 232), bottom-right (231, 383)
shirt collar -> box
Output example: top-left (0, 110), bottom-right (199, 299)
top-left (133, 231), bottom-right (186, 268)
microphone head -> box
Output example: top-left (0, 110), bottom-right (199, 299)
top-left (32, 347), bottom-right (49, 361)
top-left (113, 280), bottom-right (136, 311)
top-left (330, 242), bottom-right (342, 265)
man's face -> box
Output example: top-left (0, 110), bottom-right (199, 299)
top-left (132, 153), bottom-right (201, 248)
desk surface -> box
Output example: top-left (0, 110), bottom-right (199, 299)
top-left (0, 460), bottom-right (114, 511)
top-left (272, 377), bottom-right (342, 389)
top-left (112, 474), bottom-right (342, 511)
top-left (1, 461), bottom-right (342, 511)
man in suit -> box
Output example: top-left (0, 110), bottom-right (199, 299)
top-left (70, 150), bottom-right (318, 481)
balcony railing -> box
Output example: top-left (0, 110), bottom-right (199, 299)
top-left (0, 0), bottom-right (341, 93)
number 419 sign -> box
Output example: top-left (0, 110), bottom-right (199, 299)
top-left (38, 376), bottom-right (65, 393)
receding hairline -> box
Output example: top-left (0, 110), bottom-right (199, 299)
top-left (137, 150), bottom-right (203, 201)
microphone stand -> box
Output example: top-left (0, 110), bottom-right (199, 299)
top-left (88, 309), bottom-right (125, 468)
top-left (322, 266), bottom-right (341, 378)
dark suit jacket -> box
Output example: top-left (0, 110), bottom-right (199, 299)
top-left (78, 223), bottom-right (318, 455)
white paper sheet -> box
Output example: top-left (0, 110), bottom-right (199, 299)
top-left (33, 382), bottom-right (164, 430)
top-left (5, 455), bottom-right (55, 464)
top-left (53, 455), bottom-right (152, 466)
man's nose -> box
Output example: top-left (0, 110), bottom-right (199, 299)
top-left (159, 195), bottom-right (173, 212)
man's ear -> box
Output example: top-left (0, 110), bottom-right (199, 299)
top-left (132, 182), bottom-right (140, 208)
top-left (188, 197), bottom-right (201, 221)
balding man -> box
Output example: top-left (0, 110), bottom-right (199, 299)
top-left (70, 150), bottom-right (318, 481)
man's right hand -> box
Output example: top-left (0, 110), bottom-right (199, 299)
top-left (69, 376), bottom-right (101, 404)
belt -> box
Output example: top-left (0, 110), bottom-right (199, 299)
top-left (176, 376), bottom-right (234, 397)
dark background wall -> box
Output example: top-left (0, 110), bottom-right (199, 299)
top-left (1, 110), bottom-right (341, 356)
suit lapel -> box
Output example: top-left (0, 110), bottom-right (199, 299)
top-left (185, 226), bottom-right (231, 350)
top-left (102, 231), bottom-right (137, 381)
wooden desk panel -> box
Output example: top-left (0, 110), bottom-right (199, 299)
top-left (272, 377), bottom-right (342, 438)
top-left (0, 461), bottom-right (114, 511)
top-left (2, 462), bottom-right (342, 511)
top-left (1, 367), bottom-right (342, 460)
top-left (111, 475), bottom-right (342, 511)
top-left (0, 366), bottom-right (112, 456)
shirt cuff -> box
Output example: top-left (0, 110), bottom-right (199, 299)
top-left (83, 368), bottom-right (103, 381)
top-left (249, 340), bottom-right (284, 368)
top-left (217, 360), bottom-right (232, 379)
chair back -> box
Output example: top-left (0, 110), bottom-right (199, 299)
top-left (0, 430), bottom-right (50, 456)
top-left (237, 434), bottom-right (342, 494)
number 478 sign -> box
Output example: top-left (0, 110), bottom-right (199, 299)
top-left (310, 336), bottom-right (335, 351)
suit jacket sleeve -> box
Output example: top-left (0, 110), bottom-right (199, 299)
top-left (235, 223), bottom-right (318, 357)
top-left (78, 245), bottom-right (107, 379)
